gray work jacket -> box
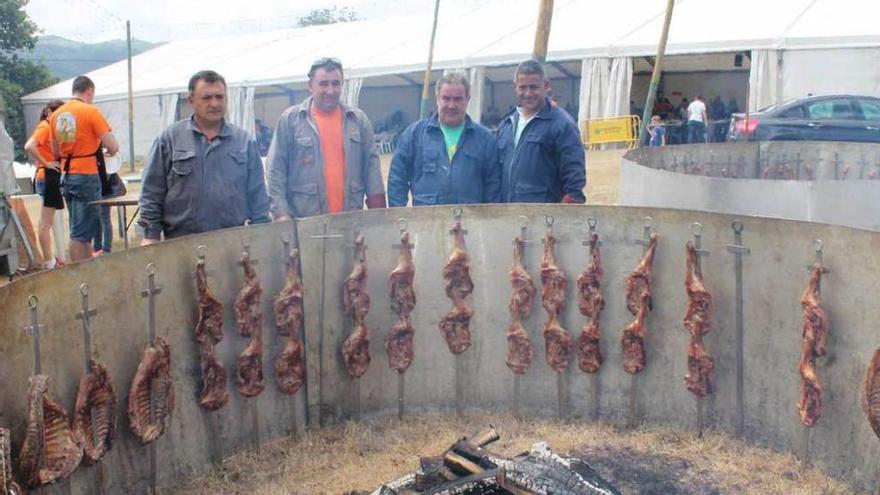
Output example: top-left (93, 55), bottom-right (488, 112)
top-left (138, 117), bottom-right (270, 240)
top-left (266, 97), bottom-right (385, 218)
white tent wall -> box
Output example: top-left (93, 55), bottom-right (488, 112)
top-left (631, 72), bottom-right (749, 114)
top-left (97, 96), bottom-right (162, 167)
top-left (781, 48), bottom-right (880, 100)
top-left (343, 78), bottom-right (364, 108)
top-left (158, 93), bottom-right (180, 131)
top-left (254, 94), bottom-right (296, 129)
top-left (226, 86), bottom-right (256, 140)
top-left (467, 66), bottom-right (485, 123)
top-left (358, 85), bottom-right (421, 134)
top-left (748, 49), bottom-right (781, 112)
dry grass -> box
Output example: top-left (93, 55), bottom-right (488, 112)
top-left (163, 413), bottom-right (856, 495)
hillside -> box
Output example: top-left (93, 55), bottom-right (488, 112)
top-left (23, 35), bottom-right (161, 80)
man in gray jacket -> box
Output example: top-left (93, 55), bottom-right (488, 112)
top-left (267, 57), bottom-right (386, 220)
top-left (138, 70), bottom-right (269, 244)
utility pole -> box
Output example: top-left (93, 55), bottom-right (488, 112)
top-left (532, 0), bottom-right (554, 62)
top-left (126, 20), bottom-right (136, 172)
top-left (419, 0), bottom-right (441, 118)
top-left (639, 0), bottom-right (675, 146)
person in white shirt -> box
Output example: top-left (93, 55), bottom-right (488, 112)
top-left (686, 96), bottom-right (707, 144)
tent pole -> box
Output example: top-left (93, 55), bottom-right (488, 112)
top-left (532, 0), bottom-right (554, 62)
top-left (126, 20), bottom-right (136, 173)
top-left (639, 0), bottom-right (675, 146)
top-left (419, 0), bottom-right (441, 119)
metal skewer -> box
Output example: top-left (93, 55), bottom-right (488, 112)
top-left (75, 283), bottom-right (108, 494)
top-left (195, 246), bottom-right (224, 466)
top-left (512, 215), bottom-right (535, 419)
top-left (349, 227), bottom-right (364, 420)
top-left (280, 234), bottom-right (306, 439)
top-left (310, 223), bottom-right (344, 426)
top-left (582, 217), bottom-right (601, 422)
top-left (449, 207), bottom-right (469, 418)
top-left (239, 242), bottom-right (262, 454)
top-left (139, 263), bottom-right (162, 495)
top-left (801, 239), bottom-right (828, 472)
top-left (628, 217), bottom-right (654, 429)
top-left (726, 221), bottom-right (750, 438)
top-left (690, 222), bottom-right (711, 438)
top-left (542, 214), bottom-right (569, 420)
top-left (391, 218), bottom-right (414, 421)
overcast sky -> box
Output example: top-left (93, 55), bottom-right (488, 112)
top-left (24, 0), bottom-right (459, 43)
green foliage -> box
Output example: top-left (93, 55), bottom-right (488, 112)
top-left (297, 6), bottom-right (359, 27)
top-left (0, 0), bottom-right (57, 161)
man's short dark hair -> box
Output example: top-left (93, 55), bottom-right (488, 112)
top-left (188, 70), bottom-right (226, 93)
top-left (514, 59), bottom-right (546, 80)
top-left (40, 99), bottom-right (65, 120)
top-left (72, 76), bottom-right (94, 95)
top-left (308, 57), bottom-right (344, 80)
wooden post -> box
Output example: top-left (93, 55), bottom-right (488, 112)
top-left (639, 0), bottom-right (676, 146)
top-left (126, 20), bottom-right (136, 172)
top-left (532, 0), bottom-right (554, 62)
top-left (419, 0), bottom-right (441, 118)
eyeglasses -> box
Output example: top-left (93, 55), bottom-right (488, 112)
top-left (309, 57), bottom-right (343, 77)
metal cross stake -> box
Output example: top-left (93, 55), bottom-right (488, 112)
top-left (726, 221), bottom-right (750, 438)
top-left (348, 227), bottom-right (365, 420)
top-left (582, 217), bottom-right (601, 422)
top-left (542, 214), bottom-right (569, 419)
top-left (391, 218), bottom-right (414, 420)
top-left (628, 216), bottom-right (654, 429)
top-left (23, 295), bottom-right (45, 375)
top-left (139, 263), bottom-right (162, 495)
top-left (801, 239), bottom-right (828, 472)
top-left (194, 246), bottom-right (225, 467)
top-left (280, 233), bottom-right (310, 432)
top-left (450, 207), bottom-right (469, 418)
top-left (310, 222), bottom-right (344, 427)
top-left (690, 222), bottom-right (711, 438)
top-left (512, 216), bottom-right (535, 419)
top-left (238, 242), bottom-right (263, 454)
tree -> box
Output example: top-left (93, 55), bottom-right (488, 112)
top-left (0, 0), bottom-right (56, 161)
top-left (297, 6), bottom-right (359, 27)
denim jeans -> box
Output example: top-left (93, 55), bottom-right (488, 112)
top-left (61, 174), bottom-right (101, 242)
top-left (92, 205), bottom-right (112, 252)
top-left (687, 121), bottom-right (706, 144)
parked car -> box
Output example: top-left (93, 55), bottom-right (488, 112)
top-left (727, 94), bottom-right (880, 143)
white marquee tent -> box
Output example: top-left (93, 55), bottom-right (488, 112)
top-left (21, 0), bottom-right (880, 163)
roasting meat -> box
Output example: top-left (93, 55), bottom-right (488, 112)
top-left (274, 249), bottom-right (306, 395)
top-left (443, 221), bottom-right (474, 301)
top-left (342, 321), bottom-right (372, 378)
top-left (19, 374), bottom-right (82, 488)
top-left (344, 234), bottom-right (371, 321)
top-left (798, 339), bottom-right (822, 427)
top-left (128, 336), bottom-right (175, 444)
top-left (540, 229), bottom-right (567, 316)
top-left (236, 334), bottom-right (265, 397)
top-left (506, 318), bottom-right (533, 374)
top-left (576, 233), bottom-right (605, 373)
top-left (578, 321), bottom-right (602, 373)
top-left (626, 233), bottom-right (658, 315)
top-left (234, 254), bottom-right (263, 338)
top-left (439, 304), bottom-right (474, 355)
top-left (801, 265), bottom-right (829, 357)
top-left (622, 293), bottom-right (650, 375)
top-left (544, 315), bottom-right (573, 373)
top-left (1, 427), bottom-right (22, 495)
top-left (863, 346), bottom-right (880, 439)
top-left (198, 343), bottom-right (229, 411)
top-left (389, 231), bottom-right (416, 318)
top-left (73, 361), bottom-right (117, 464)
top-left (275, 336), bottom-right (305, 394)
top-left (195, 259), bottom-right (224, 345)
top-left (386, 318), bottom-right (415, 373)
top-left (509, 237), bottom-right (536, 319)
top-left (274, 249), bottom-right (304, 338)
top-left (683, 241), bottom-right (715, 397)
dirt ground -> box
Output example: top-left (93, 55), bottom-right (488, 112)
top-left (163, 413), bottom-right (855, 495)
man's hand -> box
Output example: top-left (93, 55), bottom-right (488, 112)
top-left (45, 161), bottom-right (61, 172)
top-left (140, 238), bottom-right (160, 246)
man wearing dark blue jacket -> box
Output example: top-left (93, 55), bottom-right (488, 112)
top-left (387, 71), bottom-right (501, 207)
top-left (497, 59), bottom-right (586, 204)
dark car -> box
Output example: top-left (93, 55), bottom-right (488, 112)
top-left (727, 94), bottom-right (880, 143)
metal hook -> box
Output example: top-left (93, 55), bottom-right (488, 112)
top-left (79, 283), bottom-right (89, 296)
top-left (644, 216), bottom-right (653, 228)
top-left (731, 220), bottom-right (744, 233)
top-left (145, 263), bottom-right (156, 275)
top-left (518, 215), bottom-right (529, 228)
top-left (397, 218), bottom-right (408, 233)
top-left (814, 239), bottom-right (824, 253)
top-left (691, 222), bottom-right (704, 236)
top-left (281, 232), bottom-right (290, 244)
top-left (196, 245), bottom-right (207, 260)
top-left (452, 206), bottom-right (463, 219)
top-left (27, 294), bottom-right (38, 309)
top-left (587, 217), bottom-right (598, 231)
top-left (544, 214), bottom-right (555, 226)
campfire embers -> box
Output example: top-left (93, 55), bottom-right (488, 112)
top-left (370, 427), bottom-right (621, 495)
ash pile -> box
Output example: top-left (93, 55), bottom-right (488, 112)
top-left (369, 427), bottom-right (621, 495)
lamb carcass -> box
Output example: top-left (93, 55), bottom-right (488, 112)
top-left (684, 241), bottom-right (715, 397)
top-left (544, 314), bottom-right (573, 373)
top-left (386, 318), bottom-right (415, 373)
top-left (274, 249), bottom-right (306, 395)
top-left (443, 221), bottom-right (474, 301)
top-left (576, 233), bottom-right (604, 373)
top-left (801, 265), bottom-right (829, 357)
top-left (625, 233), bottom-right (658, 315)
top-left (622, 293), bottom-right (650, 375)
top-left (198, 343), bottom-right (229, 410)
top-left (797, 264), bottom-right (828, 427)
top-left (577, 322), bottom-right (602, 373)
top-left (236, 334), bottom-right (265, 397)
top-left (684, 335), bottom-right (715, 397)
top-left (342, 321), bottom-right (372, 378)
top-left (194, 257), bottom-right (228, 411)
top-left (506, 318), bottom-right (533, 375)
top-left (128, 336), bottom-right (175, 444)
top-left (798, 339), bottom-right (822, 427)
top-left (195, 258), bottom-right (224, 345)
top-left (439, 304), bottom-right (474, 355)
top-left (19, 374), bottom-right (82, 488)
top-left (1, 427), bottom-right (22, 495)
top-left (275, 337), bottom-right (305, 394)
top-left (234, 253), bottom-right (263, 338)
top-left (72, 360), bottom-right (117, 464)
top-left (389, 231), bottom-right (416, 318)
top-left (863, 346), bottom-right (880, 439)
top-left (506, 237), bottom-right (535, 374)
top-left (540, 229), bottom-right (567, 316)
top-left (343, 234), bottom-right (370, 321)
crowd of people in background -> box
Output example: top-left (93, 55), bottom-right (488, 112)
top-left (635, 91), bottom-right (742, 146)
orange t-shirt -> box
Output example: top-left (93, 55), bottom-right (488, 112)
top-left (48, 98), bottom-right (112, 175)
top-left (30, 120), bottom-right (54, 181)
top-left (310, 105), bottom-right (345, 214)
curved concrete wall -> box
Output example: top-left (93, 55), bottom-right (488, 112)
top-left (1, 205), bottom-right (879, 493)
top-left (620, 142), bottom-right (880, 231)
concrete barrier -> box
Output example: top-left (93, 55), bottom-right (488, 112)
top-left (0, 205), bottom-right (878, 493)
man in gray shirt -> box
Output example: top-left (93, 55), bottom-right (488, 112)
top-left (138, 70), bottom-right (269, 244)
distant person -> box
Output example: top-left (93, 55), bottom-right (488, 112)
top-left (267, 57), bottom-right (385, 219)
top-left (677, 98), bottom-right (690, 121)
top-left (687, 96), bottom-right (707, 144)
top-left (48, 76), bottom-right (120, 262)
top-left (139, 70), bottom-right (270, 243)
top-left (496, 59), bottom-right (585, 204)
top-left (24, 99), bottom-right (65, 269)
top-left (647, 115), bottom-right (666, 147)
top-left (727, 97), bottom-right (740, 115)
top-left (254, 118), bottom-right (272, 157)
top-left (387, 71), bottom-right (500, 206)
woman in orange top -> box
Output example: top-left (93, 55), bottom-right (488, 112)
top-left (24, 99), bottom-right (65, 269)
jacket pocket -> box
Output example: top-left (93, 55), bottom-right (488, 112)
top-left (289, 182), bottom-right (320, 217)
top-left (514, 181), bottom-right (549, 203)
top-left (412, 193), bottom-right (438, 206)
top-left (296, 136), bottom-right (315, 166)
top-left (169, 149), bottom-right (195, 190)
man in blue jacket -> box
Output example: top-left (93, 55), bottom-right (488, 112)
top-left (387, 71), bottom-right (501, 206)
top-left (497, 60), bottom-right (586, 204)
